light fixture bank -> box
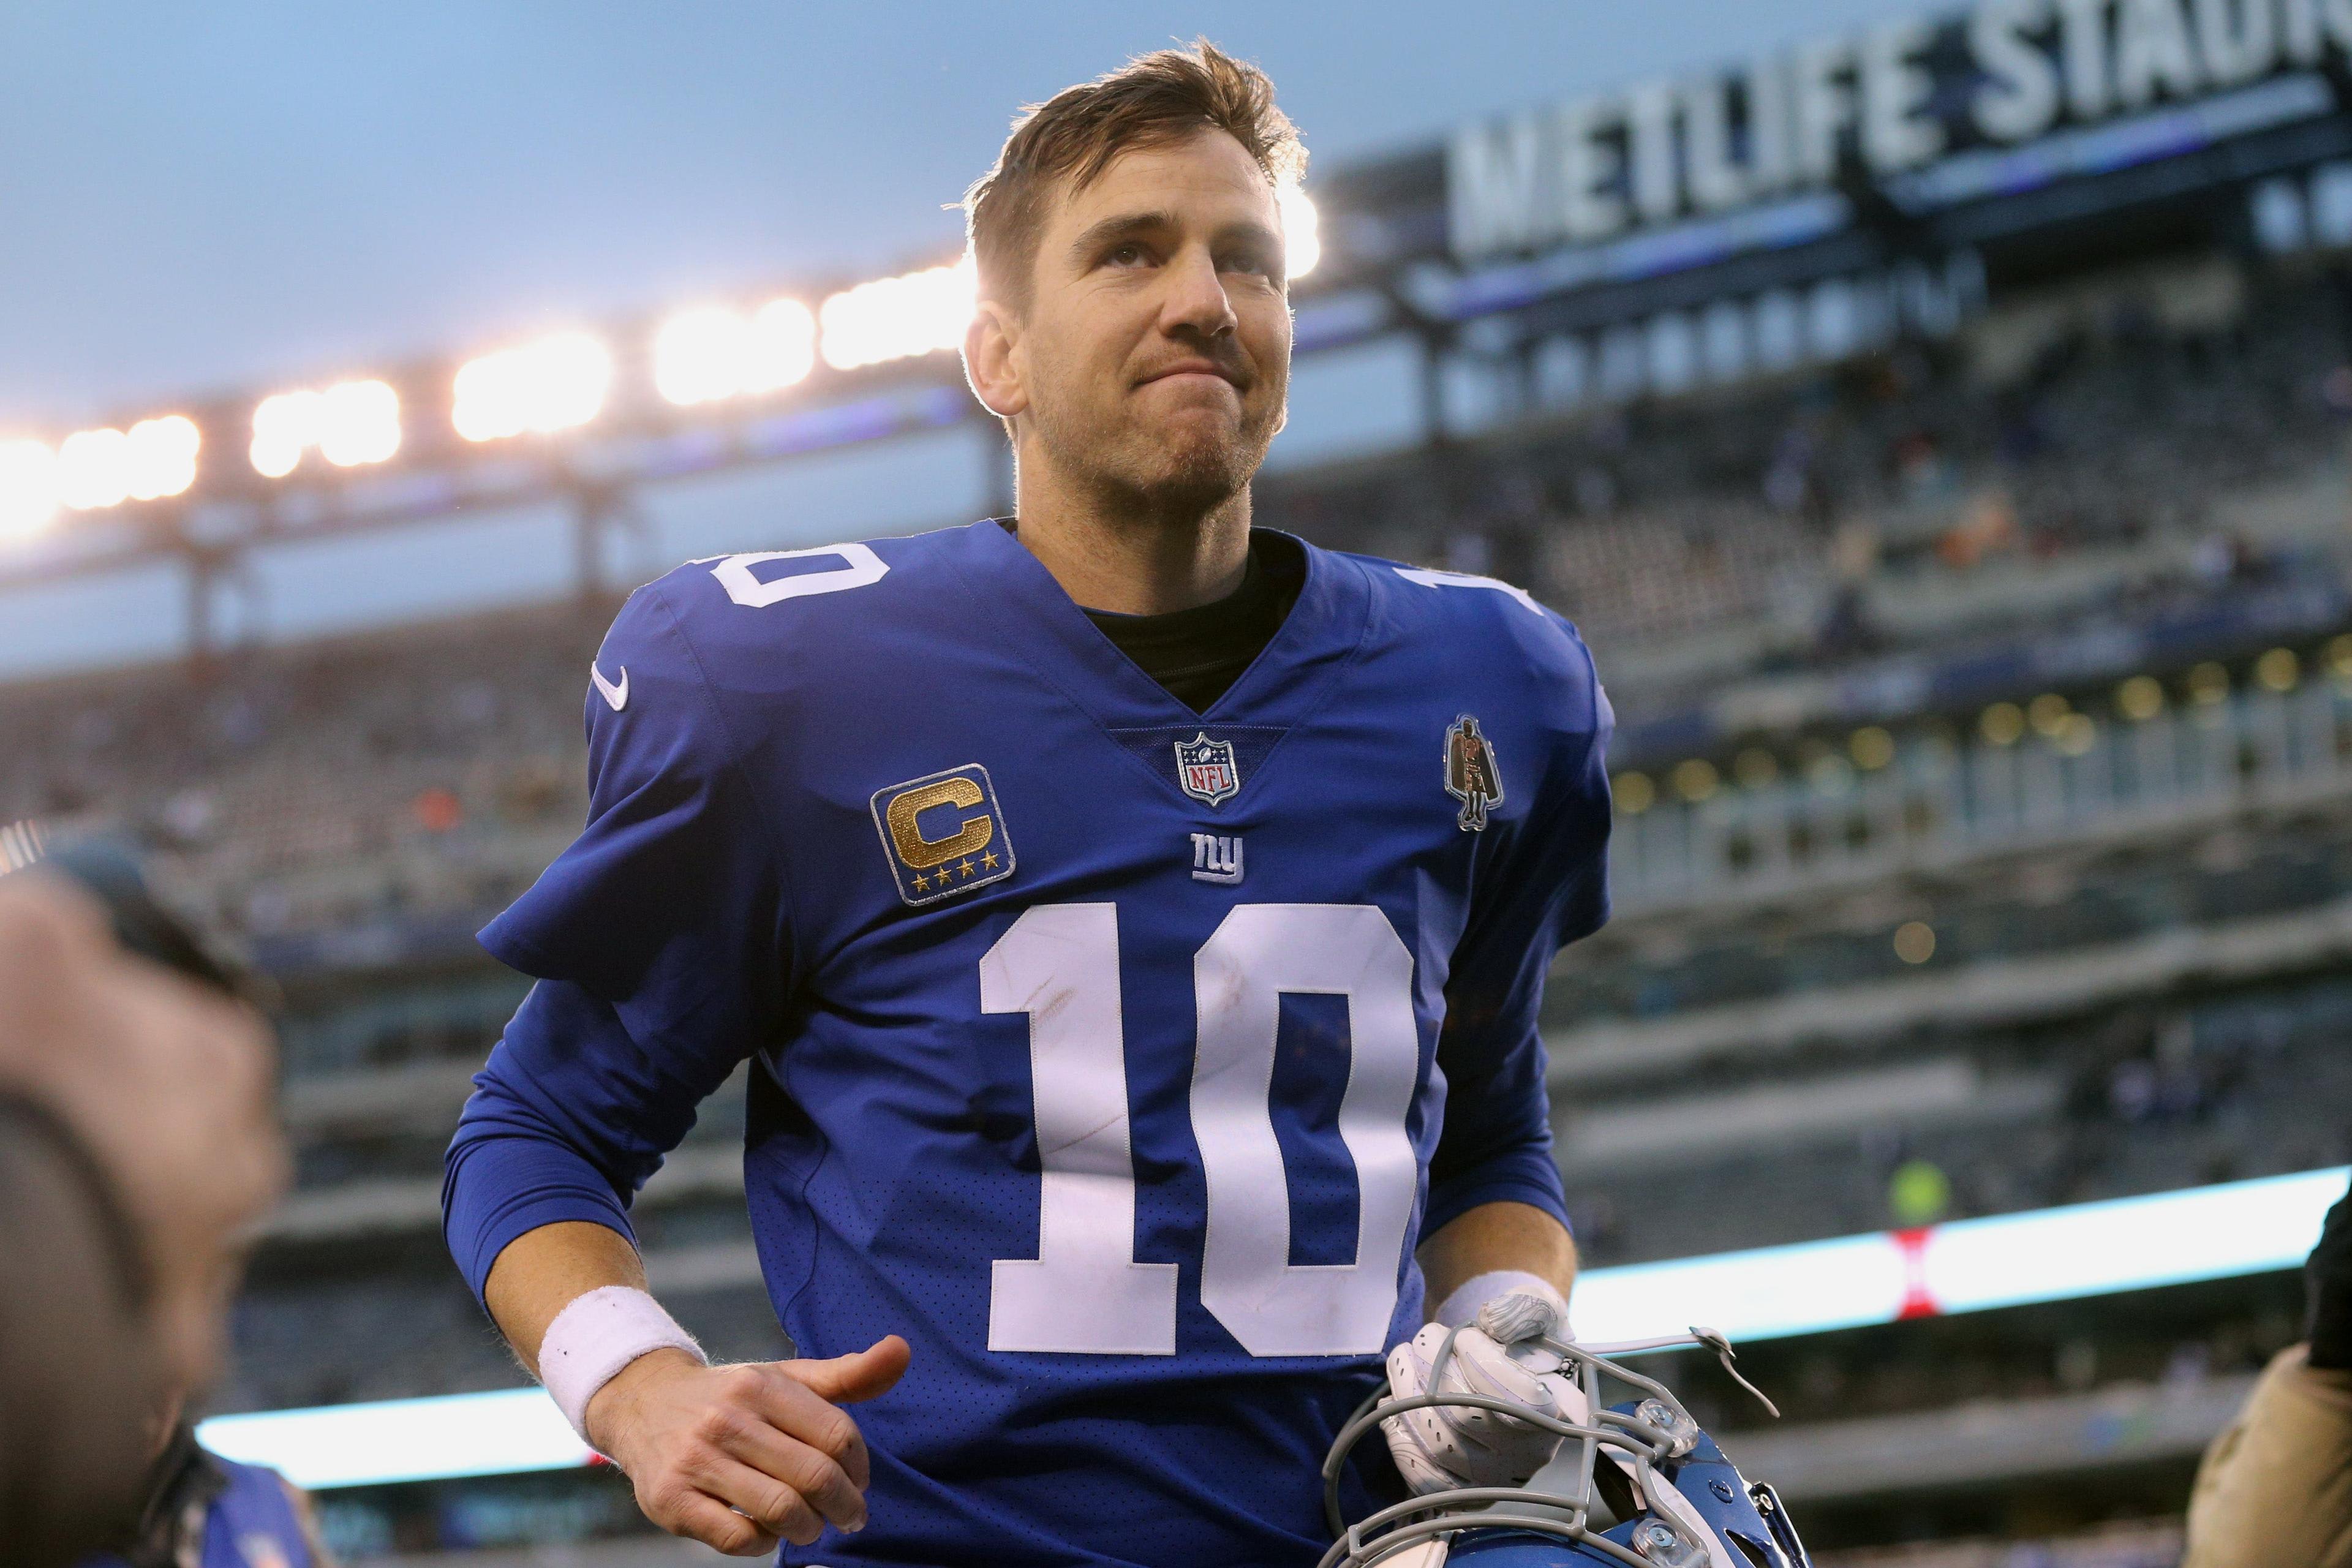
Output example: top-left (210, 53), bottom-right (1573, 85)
top-left (0, 186), bottom-right (1321, 540)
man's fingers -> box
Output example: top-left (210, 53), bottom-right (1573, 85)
top-left (658, 1487), bottom-right (782, 1557)
top-left (737, 1365), bottom-right (874, 1491)
top-left (685, 1449), bottom-right (829, 1547)
top-left (782, 1334), bottom-right (911, 1404)
top-left (600, 1350), bottom-right (905, 1551)
top-left (712, 1414), bottom-right (868, 1533)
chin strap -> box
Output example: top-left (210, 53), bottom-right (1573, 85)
top-left (1692, 1327), bottom-right (1779, 1419)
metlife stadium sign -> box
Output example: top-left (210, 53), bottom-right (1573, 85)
top-left (1447, 0), bottom-right (2352, 261)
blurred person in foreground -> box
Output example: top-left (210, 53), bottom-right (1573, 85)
top-left (445, 39), bottom-right (1610, 1567)
top-left (0, 853), bottom-right (287, 1568)
top-left (80, 1395), bottom-right (333, 1568)
top-left (2182, 1175), bottom-right (2352, 1568)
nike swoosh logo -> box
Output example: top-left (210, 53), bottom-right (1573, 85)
top-left (589, 662), bottom-right (628, 712)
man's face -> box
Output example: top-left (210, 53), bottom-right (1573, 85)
top-left (1005, 129), bottom-right (1292, 514)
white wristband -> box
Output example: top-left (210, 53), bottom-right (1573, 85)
top-left (538, 1285), bottom-right (707, 1442)
top-left (1431, 1270), bottom-right (1569, 1338)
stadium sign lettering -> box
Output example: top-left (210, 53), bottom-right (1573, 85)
top-left (1450, 0), bottom-right (2352, 260)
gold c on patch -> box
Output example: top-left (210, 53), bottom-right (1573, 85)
top-left (870, 764), bottom-right (1017, 907)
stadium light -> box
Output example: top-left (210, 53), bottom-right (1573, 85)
top-left (654, 298), bottom-right (817, 407)
top-left (1280, 183), bottom-right (1321, 281)
top-left (125, 417), bottom-right (201, 500)
top-left (747, 299), bottom-right (820, 391)
top-left (195, 1165), bottom-right (2346, 1491)
top-left (200, 1387), bottom-right (593, 1491)
top-left (0, 440), bottom-right (59, 543)
top-left (818, 258), bottom-right (975, 372)
top-left (452, 333), bottom-right (612, 442)
top-left (1572, 1164), bottom-right (2348, 1344)
top-left (252, 380), bottom-right (402, 478)
top-left (56, 428), bottom-right (130, 510)
top-left (655, 307), bottom-right (747, 406)
top-left (48, 417), bottom-right (202, 511)
top-left (251, 391), bottom-right (318, 479)
top-left (318, 380), bottom-right (402, 468)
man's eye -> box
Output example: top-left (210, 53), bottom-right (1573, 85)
top-left (1107, 243), bottom-right (1150, 267)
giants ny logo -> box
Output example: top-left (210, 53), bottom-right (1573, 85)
top-left (1189, 832), bottom-right (1243, 885)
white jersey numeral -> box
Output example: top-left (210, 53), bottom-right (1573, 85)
top-left (980, 902), bottom-right (1420, 1357)
top-left (1193, 905), bottom-right (1420, 1356)
top-left (708, 542), bottom-right (889, 608)
top-left (979, 905), bottom-right (1179, 1354)
top-left (1392, 564), bottom-right (1547, 618)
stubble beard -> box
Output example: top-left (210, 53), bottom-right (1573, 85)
top-left (1031, 380), bottom-right (1276, 532)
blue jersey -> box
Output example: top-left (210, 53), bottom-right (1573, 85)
top-left (81, 1453), bottom-right (314, 1568)
top-left (445, 520), bottom-right (1611, 1567)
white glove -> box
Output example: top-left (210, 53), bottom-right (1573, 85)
top-left (1381, 1288), bottom-right (1586, 1496)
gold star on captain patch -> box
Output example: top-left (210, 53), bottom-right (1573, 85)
top-left (911, 871), bottom-right (931, 892)
top-left (981, 850), bottom-right (1000, 871)
top-left (958, 858), bottom-right (977, 878)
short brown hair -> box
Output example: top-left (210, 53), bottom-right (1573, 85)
top-left (963, 40), bottom-right (1306, 314)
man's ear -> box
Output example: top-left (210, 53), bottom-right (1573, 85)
top-left (963, 300), bottom-right (1028, 421)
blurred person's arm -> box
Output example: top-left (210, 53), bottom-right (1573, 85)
top-left (0, 873), bottom-right (285, 1389)
top-left (0, 1093), bottom-right (160, 1568)
top-left (443, 587), bottom-right (901, 1557)
top-left (0, 872), bottom-right (285, 1567)
top-left (2181, 1177), bottom-right (2352, 1568)
top-left (2182, 1345), bottom-right (2352, 1568)
top-left (2306, 1175), bottom-right (2352, 1371)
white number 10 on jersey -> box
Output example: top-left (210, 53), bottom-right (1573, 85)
top-left (979, 902), bottom-right (1422, 1358)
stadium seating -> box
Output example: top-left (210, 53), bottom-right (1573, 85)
top-left (12, 250), bottom-right (2352, 1560)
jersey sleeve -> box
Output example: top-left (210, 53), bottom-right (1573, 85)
top-left (442, 581), bottom-right (794, 1302)
top-left (1423, 626), bottom-right (1612, 1242)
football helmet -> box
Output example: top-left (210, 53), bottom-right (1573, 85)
top-left (1320, 1322), bottom-right (1813, 1568)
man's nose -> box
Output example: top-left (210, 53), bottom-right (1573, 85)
top-left (1159, 244), bottom-right (1237, 342)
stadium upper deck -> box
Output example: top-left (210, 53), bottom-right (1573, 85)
top-left (4, 249), bottom-right (2344, 943)
top-left (94, 243), bottom-right (2338, 1424)
top-left (15, 45), bottom-right (2352, 1553)
top-left (18, 7), bottom-right (2352, 1562)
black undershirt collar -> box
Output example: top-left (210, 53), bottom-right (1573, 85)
top-left (997, 519), bottom-right (1305, 714)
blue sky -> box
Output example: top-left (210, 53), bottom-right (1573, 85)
top-left (0, 0), bottom-right (1929, 674)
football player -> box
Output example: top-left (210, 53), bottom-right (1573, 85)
top-left (443, 41), bottom-right (1611, 1566)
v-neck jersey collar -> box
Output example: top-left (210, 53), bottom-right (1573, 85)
top-left (943, 516), bottom-right (1372, 732)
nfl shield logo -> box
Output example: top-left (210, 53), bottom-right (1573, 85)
top-left (1174, 732), bottom-right (1242, 806)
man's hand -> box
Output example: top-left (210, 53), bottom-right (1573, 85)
top-left (0, 873), bottom-right (285, 1391)
top-left (480, 1227), bottom-right (914, 1553)
top-left (1382, 1292), bottom-right (1583, 1495)
top-left (587, 1335), bottom-right (911, 1556)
